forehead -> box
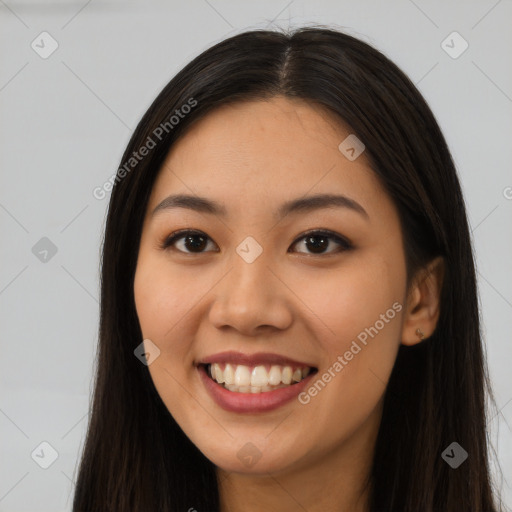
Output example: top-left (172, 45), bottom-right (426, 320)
top-left (161, 96), bottom-right (352, 176)
top-left (148, 97), bottom-right (392, 221)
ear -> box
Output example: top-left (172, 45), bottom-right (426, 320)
top-left (401, 256), bottom-right (445, 346)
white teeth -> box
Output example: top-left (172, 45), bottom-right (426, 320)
top-left (207, 363), bottom-right (314, 392)
top-left (268, 365), bottom-right (282, 386)
top-left (224, 363), bottom-right (235, 385)
top-left (213, 363), bottom-right (224, 383)
top-left (281, 366), bottom-right (292, 385)
top-left (234, 365), bottom-right (251, 387)
top-left (251, 366), bottom-right (268, 387)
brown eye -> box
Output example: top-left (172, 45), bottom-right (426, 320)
top-left (290, 230), bottom-right (353, 255)
top-left (161, 230), bottom-right (217, 253)
top-left (161, 229), bottom-right (352, 256)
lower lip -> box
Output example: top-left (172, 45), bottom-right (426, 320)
top-left (198, 365), bottom-right (316, 413)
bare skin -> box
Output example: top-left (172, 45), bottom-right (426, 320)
top-left (133, 96), bottom-right (444, 512)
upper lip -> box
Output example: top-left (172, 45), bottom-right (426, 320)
top-left (198, 351), bottom-right (316, 368)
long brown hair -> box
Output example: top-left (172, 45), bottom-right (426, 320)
top-left (72, 26), bottom-right (503, 511)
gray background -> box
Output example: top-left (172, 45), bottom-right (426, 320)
top-left (1, 1), bottom-right (511, 510)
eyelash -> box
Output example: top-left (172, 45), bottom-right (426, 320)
top-left (160, 229), bottom-right (353, 256)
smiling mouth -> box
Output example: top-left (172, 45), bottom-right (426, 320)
top-left (201, 363), bottom-right (318, 393)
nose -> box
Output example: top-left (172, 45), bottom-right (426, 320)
top-left (208, 252), bottom-right (293, 336)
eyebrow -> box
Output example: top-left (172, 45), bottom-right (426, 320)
top-left (151, 193), bottom-right (369, 220)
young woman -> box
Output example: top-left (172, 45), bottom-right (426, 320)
top-left (73, 27), bottom-right (503, 511)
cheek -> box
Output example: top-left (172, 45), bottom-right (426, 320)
top-left (307, 254), bottom-right (404, 350)
top-left (133, 255), bottom-right (199, 412)
top-left (296, 253), bottom-right (404, 424)
top-left (133, 261), bottom-right (195, 419)
top-left (134, 253), bottom-right (199, 342)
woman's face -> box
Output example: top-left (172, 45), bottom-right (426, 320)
top-left (134, 96), bottom-right (408, 475)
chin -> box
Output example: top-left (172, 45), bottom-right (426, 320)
top-left (198, 437), bottom-right (305, 476)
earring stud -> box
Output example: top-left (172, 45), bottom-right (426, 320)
top-left (416, 328), bottom-right (425, 340)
